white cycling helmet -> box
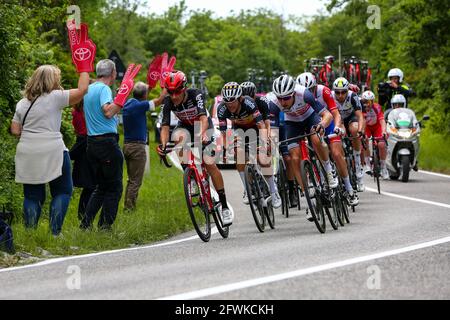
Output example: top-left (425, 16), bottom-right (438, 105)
top-left (296, 72), bottom-right (317, 90)
top-left (391, 94), bottom-right (406, 108)
top-left (272, 75), bottom-right (296, 98)
top-left (333, 77), bottom-right (350, 91)
top-left (361, 90), bottom-right (376, 101)
top-left (222, 82), bottom-right (243, 102)
top-left (388, 68), bottom-right (404, 83)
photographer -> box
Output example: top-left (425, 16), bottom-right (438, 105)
top-left (378, 68), bottom-right (414, 110)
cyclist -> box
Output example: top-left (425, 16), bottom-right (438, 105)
top-left (240, 81), bottom-right (271, 135)
top-left (267, 75), bottom-right (337, 221)
top-left (217, 82), bottom-right (282, 209)
top-left (319, 55), bottom-right (336, 87)
top-left (297, 72), bottom-right (359, 206)
top-left (378, 68), bottom-right (414, 110)
top-left (361, 90), bottom-right (389, 180)
top-left (157, 71), bottom-right (233, 226)
top-left (332, 77), bottom-right (366, 192)
top-left (269, 102), bottom-right (299, 208)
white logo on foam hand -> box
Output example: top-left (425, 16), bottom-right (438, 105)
top-left (118, 84), bottom-right (130, 95)
top-left (150, 71), bottom-right (160, 80)
top-left (74, 48), bottom-right (92, 61)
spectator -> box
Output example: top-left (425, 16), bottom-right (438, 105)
top-left (122, 82), bottom-right (166, 211)
top-left (69, 100), bottom-right (96, 221)
top-left (81, 59), bottom-right (125, 231)
top-left (11, 65), bottom-right (90, 236)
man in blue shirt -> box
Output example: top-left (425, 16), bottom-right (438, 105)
top-left (122, 82), bottom-right (166, 211)
top-left (81, 59), bottom-right (124, 231)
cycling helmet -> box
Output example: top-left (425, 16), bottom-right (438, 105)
top-left (388, 68), bottom-right (404, 83)
top-left (361, 90), bottom-right (376, 101)
top-left (164, 71), bottom-right (188, 94)
top-left (333, 77), bottom-right (350, 91)
top-left (391, 94), bottom-right (406, 108)
top-left (325, 55), bottom-right (335, 62)
top-left (296, 72), bottom-right (317, 90)
top-left (240, 81), bottom-right (257, 97)
top-left (272, 75), bottom-right (296, 98)
top-left (222, 82), bottom-right (243, 102)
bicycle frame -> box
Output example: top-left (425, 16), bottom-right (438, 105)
top-left (185, 150), bottom-right (215, 213)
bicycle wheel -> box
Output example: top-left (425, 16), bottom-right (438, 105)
top-left (300, 160), bottom-right (326, 234)
top-left (336, 185), bottom-right (346, 227)
top-left (260, 176), bottom-right (275, 229)
top-left (317, 160), bottom-right (339, 231)
top-left (373, 148), bottom-right (381, 194)
top-left (245, 164), bottom-right (266, 232)
top-left (183, 167), bottom-right (211, 242)
top-left (212, 202), bottom-right (230, 239)
top-left (278, 158), bottom-right (290, 218)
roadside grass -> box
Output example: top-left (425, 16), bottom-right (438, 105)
top-left (0, 141), bottom-right (193, 268)
top-left (419, 128), bottom-right (450, 174)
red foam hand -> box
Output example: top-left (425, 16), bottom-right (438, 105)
top-left (114, 64), bottom-right (142, 107)
top-left (160, 52), bottom-right (169, 88)
top-left (66, 20), bottom-right (96, 73)
top-left (147, 55), bottom-right (163, 89)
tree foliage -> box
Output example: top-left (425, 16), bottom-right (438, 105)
top-left (0, 0), bottom-right (448, 212)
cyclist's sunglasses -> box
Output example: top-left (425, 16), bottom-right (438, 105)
top-left (334, 90), bottom-right (347, 96)
top-left (167, 88), bottom-right (185, 96)
top-left (224, 97), bottom-right (238, 104)
top-left (277, 95), bottom-right (293, 101)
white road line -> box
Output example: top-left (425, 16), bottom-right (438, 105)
top-left (366, 187), bottom-right (450, 209)
top-left (419, 170), bottom-right (450, 179)
top-left (0, 232), bottom-right (208, 273)
top-left (158, 236), bottom-right (450, 300)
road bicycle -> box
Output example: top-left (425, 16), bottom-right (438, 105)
top-left (367, 135), bottom-right (388, 195)
top-left (159, 142), bottom-right (229, 242)
top-left (242, 140), bottom-right (275, 233)
top-left (282, 132), bottom-right (341, 234)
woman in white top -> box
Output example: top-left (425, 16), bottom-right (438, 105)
top-left (11, 65), bottom-right (90, 236)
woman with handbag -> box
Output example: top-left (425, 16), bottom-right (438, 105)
top-left (10, 22), bottom-right (96, 236)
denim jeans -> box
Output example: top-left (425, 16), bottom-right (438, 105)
top-left (23, 151), bottom-right (73, 235)
top-left (82, 136), bottom-right (123, 230)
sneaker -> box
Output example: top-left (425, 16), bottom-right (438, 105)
top-left (221, 208), bottom-right (233, 227)
top-left (289, 190), bottom-right (298, 208)
top-left (347, 191), bottom-right (359, 206)
top-left (357, 179), bottom-right (365, 192)
top-left (305, 208), bottom-right (314, 222)
top-left (243, 191), bottom-right (249, 205)
top-left (364, 164), bottom-right (372, 175)
top-left (272, 192), bottom-right (282, 209)
top-left (327, 171), bottom-right (339, 188)
top-left (381, 167), bottom-right (389, 180)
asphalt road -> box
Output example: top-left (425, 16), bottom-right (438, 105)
top-left (0, 170), bottom-right (449, 300)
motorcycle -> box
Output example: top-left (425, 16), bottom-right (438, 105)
top-left (386, 108), bottom-right (430, 182)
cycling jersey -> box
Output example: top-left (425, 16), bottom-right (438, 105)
top-left (314, 85), bottom-right (340, 143)
top-left (314, 85), bottom-right (338, 113)
top-left (162, 89), bottom-right (209, 128)
top-left (217, 97), bottom-right (263, 131)
top-left (253, 95), bottom-right (270, 121)
top-left (364, 103), bottom-right (384, 138)
top-left (267, 85), bottom-right (326, 123)
top-left (331, 90), bottom-right (362, 121)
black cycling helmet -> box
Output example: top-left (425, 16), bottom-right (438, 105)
top-left (240, 81), bottom-right (257, 97)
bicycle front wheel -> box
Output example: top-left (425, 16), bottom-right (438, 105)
top-left (300, 160), bottom-right (326, 234)
top-left (245, 164), bottom-right (266, 232)
top-left (184, 167), bottom-right (211, 242)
